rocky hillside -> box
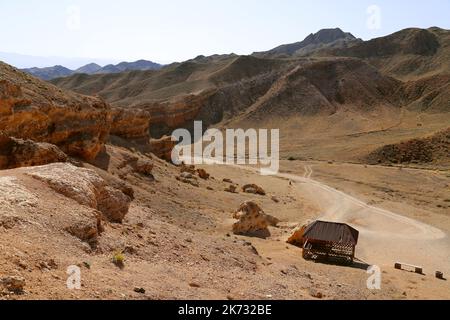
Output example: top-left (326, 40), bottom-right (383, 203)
top-left (365, 128), bottom-right (450, 166)
top-left (52, 54), bottom-right (407, 136)
top-left (0, 62), bottom-right (111, 160)
top-left (0, 61), bottom-right (171, 161)
top-left (320, 27), bottom-right (450, 80)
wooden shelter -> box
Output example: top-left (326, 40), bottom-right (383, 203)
top-left (302, 221), bottom-right (359, 264)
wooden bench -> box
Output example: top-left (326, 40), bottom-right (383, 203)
top-left (395, 262), bottom-right (424, 274)
top-left (436, 271), bottom-right (445, 280)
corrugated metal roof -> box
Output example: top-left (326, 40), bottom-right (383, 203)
top-left (303, 221), bottom-right (359, 245)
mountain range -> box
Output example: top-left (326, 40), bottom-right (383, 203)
top-left (51, 26), bottom-right (450, 162)
top-left (20, 59), bottom-right (163, 80)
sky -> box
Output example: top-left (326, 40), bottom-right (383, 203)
top-left (1, 0), bottom-right (449, 68)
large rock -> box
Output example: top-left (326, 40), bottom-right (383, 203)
top-left (25, 163), bottom-right (131, 223)
top-left (0, 63), bottom-right (112, 161)
top-left (232, 201), bottom-right (278, 237)
top-left (0, 134), bottom-right (67, 170)
top-left (287, 224), bottom-right (308, 247)
top-left (64, 210), bottom-right (103, 244)
top-left (150, 136), bottom-right (176, 161)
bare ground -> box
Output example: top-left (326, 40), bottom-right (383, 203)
top-left (0, 145), bottom-right (449, 300)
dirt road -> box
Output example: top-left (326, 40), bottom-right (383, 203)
top-left (187, 155), bottom-right (449, 275)
top-left (277, 165), bottom-right (449, 275)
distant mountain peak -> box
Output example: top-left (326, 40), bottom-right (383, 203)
top-left (304, 28), bottom-right (356, 43)
top-left (253, 27), bottom-right (358, 58)
top-left (75, 63), bottom-right (102, 74)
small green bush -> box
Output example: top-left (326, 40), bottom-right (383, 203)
top-left (112, 251), bottom-right (125, 268)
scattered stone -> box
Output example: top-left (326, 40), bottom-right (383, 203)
top-left (180, 172), bottom-right (195, 179)
top-left (224, 185), bottom-right (238, 193)
top-left (197, 169), bottom-right (210, 180)
top-left (16, 260), bottom-right (28, 270)
top-left (309, 288), bottom-right (323, 299)
top-left (1, 276), bottom-right (25, 294)
top-left (271, 196), bottom-right (280, 203)
top-left (189, 283), bottom-right (201, 288)
top-left (223, 178), bottom-right (233, 183)
top-left (206, 186), bottom-right (214, 191)
top-left (242, 184), bottom-right (266, 196)
top-left (134, 287), bottom-right (146, 294)
top-left (124, 246), bottom-right (137, 255)
top-left (180, 163), bottom-right (196, 174)
top-left (176, 176), bottom-right (200, 187)
top-left (135, 159), bottom-right (154, 175)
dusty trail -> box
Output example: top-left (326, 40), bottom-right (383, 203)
top-left (186, 155), bottom-right (449, 273)
top-left (280, 165), bottom-right (449, 273)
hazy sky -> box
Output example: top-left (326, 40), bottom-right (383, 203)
top-left (1, 0), bottom-right (449, 67)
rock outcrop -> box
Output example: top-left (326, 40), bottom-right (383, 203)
top-left (134, 158), bottom-right (154, 176)
top-left (139, 91), bottom-right (216, 138)
top-left (365, 128), bottom-right (450, 165)
top-left (110, 108), bottom-right (151, 142)
top-left (0, 62), bottom-right (111, 161)
top-left (150, 136), bottom-right (176, 161)
top-left (25, 163), bottom-right (131, 223)
top-left (232, 201), bottom-right (279, 237)
top-left (0, 171), bottom-right (102, 245)
top-left (0, 134), bottom-right (67, 170)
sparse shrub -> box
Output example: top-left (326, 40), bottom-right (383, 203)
top-left (288, 156), bottom-right (296, 161)
top-left (112, 251), bottom-right (125, 268)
